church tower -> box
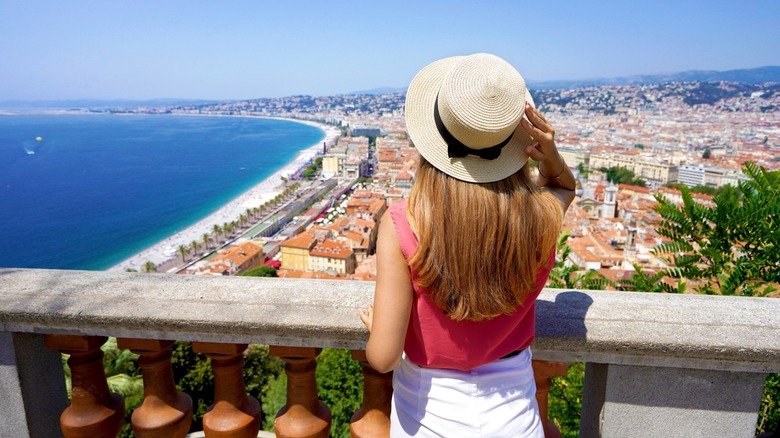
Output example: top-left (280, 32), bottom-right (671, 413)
top-left (601, 183), bottom-right (617, 219)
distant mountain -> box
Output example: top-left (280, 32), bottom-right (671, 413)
top-left (527, 66), bottom-right (780, 90)
top-left (348, 87), bottom-right (407, 95)
top-left (0, 98), bottom-right (224, 111)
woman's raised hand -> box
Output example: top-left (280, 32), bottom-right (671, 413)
top-left (520, 102), bottom-right (559, 163)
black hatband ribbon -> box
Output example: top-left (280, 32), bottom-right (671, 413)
top-left (434, 99), bottom-right (514, 160)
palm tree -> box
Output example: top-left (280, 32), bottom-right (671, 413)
top-left (212, 224), bottom-right (223, 243)
top-left (202, 233), bottom-right (212, 250)
top-left (177, 244), bottom-right (189, 263)
top-left (222, 222), bottom-right (230, 239)
top-left (142, 261), bottom-right (157, 273)
top-left (190, 240), bottom-right (201, 258)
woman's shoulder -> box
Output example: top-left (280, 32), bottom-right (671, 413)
top-left (387, 199), bottom-right (409, 214)
top-left (383, 200), bottom-right (417, 258)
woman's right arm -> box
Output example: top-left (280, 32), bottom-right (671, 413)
top-left (360, 213), bottom-right (414, 373)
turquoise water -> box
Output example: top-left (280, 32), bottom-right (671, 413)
top-left (0, 114), bottom-right (323, 270)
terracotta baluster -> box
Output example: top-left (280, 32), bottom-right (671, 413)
top-left (43, 334), bottom-right (124, 438)
top-left (191, 342), bottom-right (260, 438)
top-left (532, 360), bottom-right (568, 438)
top-left (116, 338), bottom-right (192, 437)
top-left (269, 346), bottom-right (331, 438)
top-left (349, 350), bottom-right (392, 438)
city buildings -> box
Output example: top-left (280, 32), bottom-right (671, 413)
top-left (157, 80), bottom-right (777, 288)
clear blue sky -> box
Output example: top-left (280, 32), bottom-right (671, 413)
top-left (1, 0), bottom-right (778, 100)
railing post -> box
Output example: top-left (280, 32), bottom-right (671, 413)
top-left (116, 338), bottom-right (192, 437)
top-left (191, 342), bottom-right (260, 438)
top-left (580, 363), bottom-right (768, 437)
top-left (43, 334), bottom-right (124, 438)
top-left (349, 350), bottom-right (391, 438)
top-left (533, 360), bottom-right (568, 438)
top-left (269, 346), bottom-right (331, 438)
top-left (1, 332), bottom-right (68, 438)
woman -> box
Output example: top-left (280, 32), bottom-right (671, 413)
top-left (360, 53), bottom-right (576, 437)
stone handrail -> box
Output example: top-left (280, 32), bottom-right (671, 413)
top-left (2, 268), bottom-right (780, 437)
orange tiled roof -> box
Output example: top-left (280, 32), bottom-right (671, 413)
top-left (212, 241), bottom-right (263, 267)
top-left (310, 238), bottom-right (354, 259)
top-left (281, 231), bottom-right (316, 250)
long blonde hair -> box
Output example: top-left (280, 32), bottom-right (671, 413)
top-left (407, 155), bottom-right (563, 321)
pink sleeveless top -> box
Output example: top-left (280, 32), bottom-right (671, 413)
top-left (388, 200), bottom-right (554, 371)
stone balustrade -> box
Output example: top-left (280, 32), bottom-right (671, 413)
top-left (1, 268), bottom-right (779, 437)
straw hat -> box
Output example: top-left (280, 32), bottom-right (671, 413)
top-left (405, 53), bottom-right (536, 183)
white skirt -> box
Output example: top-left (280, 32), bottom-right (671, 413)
top-left (390, 349), bottom-right (544, 438)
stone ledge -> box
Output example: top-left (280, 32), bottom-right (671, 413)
top-left (1, 268), bottom-right (779, 373)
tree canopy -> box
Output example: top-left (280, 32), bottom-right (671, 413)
top-left (239, 265), bottom-right (278, 277)
top-left (598, 166), bottom-right (647, 187)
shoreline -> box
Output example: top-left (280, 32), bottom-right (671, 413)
top-left (109, 116), bottom-right (341, 272)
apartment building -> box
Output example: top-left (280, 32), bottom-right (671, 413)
top-left (590, 152), bottom-right (679, 187)
top-left (309, 238), bottom-right (356, 275)
top-left (279, 232), bottom-right (316, 271)
top-left (677, 165), bottom-right (705, 187)
top-left (558, 147), bottom-right (590, 171)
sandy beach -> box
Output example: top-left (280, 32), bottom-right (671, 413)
top-left (109, 118), bottom-right (341, 272)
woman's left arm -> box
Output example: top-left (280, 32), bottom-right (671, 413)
top-left (359, 213), bottom-right (414, 373)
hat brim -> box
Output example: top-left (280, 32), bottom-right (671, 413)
top-left (405, 56), bottom-right (535, 183)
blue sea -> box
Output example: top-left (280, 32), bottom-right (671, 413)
top-left (0, 114), bottom-right (324, 270)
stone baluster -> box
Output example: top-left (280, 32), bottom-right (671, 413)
top-left (116, 338), bottom-right (192, 437)
top-left (191, 342), bottom-right (260, 438)
top-left (43, 334), bottom-right (124, 438)
top-left (269, 346), bottom-right (331, 438)
top-left (349, 350), bottom-right (392, 438)
top-left (532, 360), bottom-right (569, 438)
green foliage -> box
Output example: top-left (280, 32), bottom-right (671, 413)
top-left (576, 162), bottom-right (589, 178)
top-left (598, 166), bottom-right (647, 187)
top-left (170, 342), bottom-right (284, 434)
top-left (261, 348), bottom-right (363, 437)
top-left (653, 162), bottom-right (780, 296)
top-left (758, 374), bottom-right (780, 435)
top-left (316, 349), bottom-right (364, 437)
top-left (702, 147), bottom-right (712, 159)
top-left (240, 265), bottom-right (278, 277)
top-left (618, 263), bottom-right (684, 293)
top-left (664, 182), bottom-right (738, 198)
top-left (261, 372), bottom-right (288, 432)
top-left (548, 362), bottom-right (585, 438)
top-left (170, 341), bottom-right (214, 431)
top-left (243, 345), bottom-right (285, 400)
top-left (303, 157), bottom-right (324, 180)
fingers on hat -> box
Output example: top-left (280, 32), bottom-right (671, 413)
top-left (525, 105), bottom-right (551, 132)
top-left (521, 118), bottom-right (545, 140)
